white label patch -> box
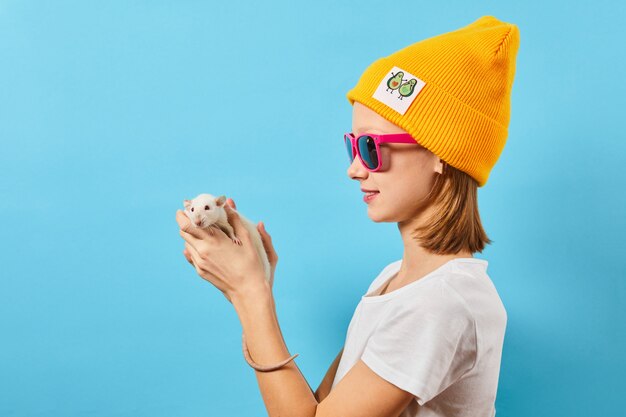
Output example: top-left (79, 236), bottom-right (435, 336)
top-left (372, 66), bottom-right (426, 115)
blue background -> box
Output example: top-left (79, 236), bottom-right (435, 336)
top-left (1, 1), bottom-right (624, 416)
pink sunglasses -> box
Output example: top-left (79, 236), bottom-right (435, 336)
top-left (344, 132), bottom-right (417, 172)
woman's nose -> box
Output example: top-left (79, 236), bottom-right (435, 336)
top-left (347, 156), bottom-right (368, 180)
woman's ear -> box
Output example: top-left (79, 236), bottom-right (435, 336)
top-left (434, 157), bottom-right (444, 174)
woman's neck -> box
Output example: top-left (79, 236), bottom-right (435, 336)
top-left (396, 222), bottom-right (473, 287)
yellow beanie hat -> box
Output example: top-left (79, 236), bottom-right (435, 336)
top-left (346, 15), bottom-right (520, 187)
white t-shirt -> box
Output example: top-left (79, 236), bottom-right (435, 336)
top-left (330, 258), bottom-right (507, 417)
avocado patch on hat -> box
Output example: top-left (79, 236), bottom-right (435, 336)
top-left (372, 66), bottom-right (426, 115)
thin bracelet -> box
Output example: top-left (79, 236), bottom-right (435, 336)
top-left (241, 331), bottom-right (299, 372)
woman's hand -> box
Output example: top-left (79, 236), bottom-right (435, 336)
top-left (219, 199), bottom-right (279, 290)
top-left (177, 198), bottom-right (278, 303)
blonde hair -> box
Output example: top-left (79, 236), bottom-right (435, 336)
top-left (411, 160), bottom-right (492, 254)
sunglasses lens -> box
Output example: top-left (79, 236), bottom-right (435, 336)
top-left (344, 136), bottom-right (355, 162)
top-left (357, 135), bottom-right (378, 169)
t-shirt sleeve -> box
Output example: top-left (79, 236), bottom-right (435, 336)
top-left (360, 284), bottom-right (477, 406)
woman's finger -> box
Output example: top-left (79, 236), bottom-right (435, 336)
top-left (260, 222), bottom-right (277, 256)
top-left (185, 242), bottom-right (207, 275)
top-left (258, 222), bottom-right (278, 264)
top-left (224, 205), bottom-right (249, 242)
top-left (183, 249), bottom-right (194, 265)
top-left (181, 238), bottom-right (231, 303)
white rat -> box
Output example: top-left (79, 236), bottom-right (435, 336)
top-left (182, 193), bottom-right (272, 288)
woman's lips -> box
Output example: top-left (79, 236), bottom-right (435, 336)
top-left (363, 191), bottom-right (379, 203)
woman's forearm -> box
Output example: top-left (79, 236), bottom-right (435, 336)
top-left (232, 283), bottom-right (318, 417)
top-left (270, 289), bottom-right (287, 346)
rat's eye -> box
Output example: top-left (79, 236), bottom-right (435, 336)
top-left (191, 207), bottom-right (194, 212)
top-left (204, 205), bottom-right (210, 210)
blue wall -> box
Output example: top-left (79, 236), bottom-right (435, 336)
top-left (1, 1), bottom-right (624, 416)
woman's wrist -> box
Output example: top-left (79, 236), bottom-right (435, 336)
top-left (232, 279), bottom-right (273, 312)
top-left (231, 278), bottom-right (288, 348)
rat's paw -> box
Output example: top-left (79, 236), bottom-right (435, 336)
top-left (208, 226), bottom-right (215, 236)
top-left (231, 236), bottom-right (242, 245)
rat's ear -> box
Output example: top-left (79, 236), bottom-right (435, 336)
top-left (183, 199), bottom-right (192, 209)
top-left (215, 195), bottom-right (227, 207)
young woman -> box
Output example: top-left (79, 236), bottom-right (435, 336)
top-left (176, 14), bottom-right (520, 417)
